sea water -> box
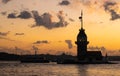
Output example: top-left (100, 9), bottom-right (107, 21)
top-left (0, 61), bottom-right (120, 76)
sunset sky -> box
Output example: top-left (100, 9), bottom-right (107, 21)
top-left (0, 0), bottom-right (120, 55)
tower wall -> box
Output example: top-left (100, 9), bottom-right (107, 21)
top-left (76, 41), bottom-right (89, 60)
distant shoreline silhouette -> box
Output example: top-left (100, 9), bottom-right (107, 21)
top-left (0, 52), bottom-right (120, 62)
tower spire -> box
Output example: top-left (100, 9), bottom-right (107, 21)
top-left (79, 10), bottom-right (83, 29)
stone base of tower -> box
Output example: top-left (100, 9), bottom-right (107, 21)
top-left (77, 51), bottom-right (103, 61)
top-left (57, 51), bottom-right (114, 64)
top-left (57, 57), bottom-right (113, 64)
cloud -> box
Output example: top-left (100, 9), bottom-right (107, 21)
top-left (55, 51), bottom-right (65, 55)
top-left (60, 0), bottom-right (120, 21)
top-left (104, 1), bottom-right (120, 20)
top-left (33, 40), bottom-right (49, 44)
top-left (0, 46), bottom-right (30, 55)
top-left (15, 46), bottom-right (24, 52)
top-left (17, 11), bottom-right (32, 19)
top-left (14, 46), bottom-right (31, 55)
top-left (2, 0), bottom-right (11, 4)
top-left (7, 10), bottom-right (69, 29)
top-left (69, 18), bottom-right (74, 22)
top-left (108, 50), bottom-right (120, 56)
top-left (109, 10), bottom-right (120, 20)
top-left (104, 1), bottom-right (116, 11)
top-left (7, 11), bottom-right (32, 19)
top-left (1, 11), bottom-right (7, 15)
top-left (0, 36), bottom-right (15, 41)
top-left (88, 46), bottom-right (106, 51)
top-left (15, 33), bottom-right (24, 35)
top-left (58, 0), bottom-right (120, 21)
top-left (0, 47), bottom-right (13, 53)
top-left (58, 40), bottom-right (62, 42)
top-left (7, 13), bottom-right (16, 18)
top-left (0, 31), bottom-right (10, 36)
top-left (65, 40), bottom-right (73, 49)
top-left (59, 0), bottom-right (70, 6)
top-left (31, 10), bottom-right (69, 29)
top-left (0, 31), bottom-right (15, 41)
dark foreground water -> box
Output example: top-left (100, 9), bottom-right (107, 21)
top-left (0, 61), bottom-right (120, 76)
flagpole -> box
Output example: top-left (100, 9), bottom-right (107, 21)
top-left (79, 10), bottom-right (83, 29)
top-left (81, 10), bottom-right (83, 29)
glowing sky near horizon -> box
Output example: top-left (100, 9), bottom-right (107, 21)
top-left (0, 0), bottom-right (120, 55)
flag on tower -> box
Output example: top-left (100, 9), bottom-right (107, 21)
top-left (79, 10), bottom-right (83, 19)
top-left (79, 16), bottom-right (82, 19)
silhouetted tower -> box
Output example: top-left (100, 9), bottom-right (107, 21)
top-left (75, 11), bottom-right (89, 60)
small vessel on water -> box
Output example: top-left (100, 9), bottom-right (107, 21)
top-left (20, 55), bottom-right (50, 63)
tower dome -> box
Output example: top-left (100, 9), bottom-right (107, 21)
top-left (77, 28), bottom-right (87, 42)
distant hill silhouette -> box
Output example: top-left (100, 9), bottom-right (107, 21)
top-left (0, 52), bottom-right (20, 61)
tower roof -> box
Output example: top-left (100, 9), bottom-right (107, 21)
top-left (77, 10), bottom-right (88, 41)
top-left (77, 28), bottom-right (87, 41)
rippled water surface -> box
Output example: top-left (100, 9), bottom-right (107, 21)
top-left (0, 61), bottom-right (120, 76)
